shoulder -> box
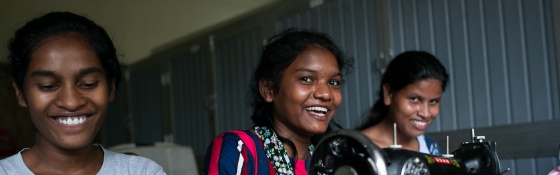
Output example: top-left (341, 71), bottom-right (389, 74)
top-left (422, 135), bottom-right (438, 146)
top-left (206, 130), bottom-right (262, 156)
top-left (99, 148), bottom-right (166, 175)
top-left (0, 150), bottom-right (34, 175)
top-left (211, 130), bottom-right (260, 148)
top-left (204, 130), bottom-right (267, 175)
top-left (360, 127), bottom-right (390, 148)
top-left (421, 134), bottom-right (442, 156)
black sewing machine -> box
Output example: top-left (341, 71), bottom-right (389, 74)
top-left (309, 125), bottom-right (508, 175)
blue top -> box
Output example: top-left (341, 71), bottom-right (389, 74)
top-left (418, 134), bottom-right (442, 156)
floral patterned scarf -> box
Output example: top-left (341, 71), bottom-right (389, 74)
top-left (254, 126), bottom-right (314, 175)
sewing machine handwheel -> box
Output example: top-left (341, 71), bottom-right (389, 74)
top-left (309, 129), bottom-right (388, 175)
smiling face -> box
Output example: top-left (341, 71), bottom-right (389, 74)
top-left (261, 45), bottom-right (342, 138)
top-left (384, 78), bottom-right (442, 138)
top-left (14, 33), bottom-right (115, 150)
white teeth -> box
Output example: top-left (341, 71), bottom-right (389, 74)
top-left (57, 116), bottom-right (87, 125)
top-left (412, 120), bottom-right (426, 126)
top-left (305, 107), bottom-right (328, 112)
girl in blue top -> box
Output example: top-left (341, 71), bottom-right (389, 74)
top-left (358, 51), bottom-right (449, 156)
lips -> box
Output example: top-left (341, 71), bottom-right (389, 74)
top-left (56, 116), bottom-right (87, 125)
top-left (411, 120), bottom-right (427, 130)
top-left (51, 113), bottom-right (93, 126)
top-left (305, 106), bottom-right (329, 118)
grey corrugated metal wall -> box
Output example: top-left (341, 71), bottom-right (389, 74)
top-left (214, 29), bottom-right (262, 134)
top-left (100, 83), bottom-right (130, 147)
top-left (170, 50), bottom-right (212, 156)
top-left (129, 66), bottom-right (164, 144)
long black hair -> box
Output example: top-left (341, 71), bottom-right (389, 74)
top-left (357, 51), bottom-right (449, 130)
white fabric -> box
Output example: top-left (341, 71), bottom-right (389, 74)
top-left (110, 142), bottom-right (198, 175)
top-left (0, 145), bottom-right (166, 175)
top-left (417, 135), bottom-right (429, 154)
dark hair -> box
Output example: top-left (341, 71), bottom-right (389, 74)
top-left (7, 11), bottom-right (121, 95)
top-left (357, 51), bottom-right (449, 130)
top-left (249, 28), bottom-right (353, 126)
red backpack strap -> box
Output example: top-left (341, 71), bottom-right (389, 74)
top-left (229, 130), bottom-right (259, 175)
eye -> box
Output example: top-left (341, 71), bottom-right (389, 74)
top-left (37, 83), bottom-right (59, 91)
top-left (429, 99), bottom-right (440, 104)
top-left (79, 81), bottom-right (99, 90)
top-left (329, 80), bottom-right (341, 86)
top-left (300, 77), bottom-right (313, 83)
top-left (410, 97), bottom-right (420, 103)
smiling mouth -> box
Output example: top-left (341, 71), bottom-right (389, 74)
top-left (412, 120), bottom-right (427, 127)
top-left (305, 106), bottom-right (328, 116)
top-left (55, 116), bottom-right (88, 125)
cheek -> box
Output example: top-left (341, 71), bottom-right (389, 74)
top-left (430, 105), bottom-right (440, 117)
top-left (333, 90), bottom-right (342, 106)
top-left (89, 93), bottom-right (110, 109)
top-left (401, 103), bottom-right (417, 115)
top-left (25, 90), bottom-right (54, 109)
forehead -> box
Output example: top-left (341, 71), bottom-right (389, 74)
top-left (27, 35), bottom-right (103, 75)
top-left (398, 79), bottom-right (443, 97)
top-left (288, 45), bottom-right (339, 70)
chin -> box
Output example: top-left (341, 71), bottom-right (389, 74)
top-left (56, 138), bottom-right (95, 150)
top-left (410, 132), bottom-right (424, 138)
top-left (308, 126), bottom-right (328, 134)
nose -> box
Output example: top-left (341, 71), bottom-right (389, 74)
top-left (417, 103), bottom-right (432, 119)
top-left (54, 85), bottom-right (86, 111)
top-left (313, 83), bottom-right (332, 101)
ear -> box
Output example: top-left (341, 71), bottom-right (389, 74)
top-left (259, 79), bottom-right (274, 103)
top-left (108, 80), bottom-right (116, 102)
top-left (382, 84), bottom-right (392, 106)
top-left (12, 82), bottom-right (28, 108)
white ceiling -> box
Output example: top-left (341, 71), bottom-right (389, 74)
top-left (0, 0), bottom-right (280, 65)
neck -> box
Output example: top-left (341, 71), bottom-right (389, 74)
top-left (271, 123), bottom-right (311, 160)
top-left (22, 138), bottom-right (103, 174)
top-left (379, 118), bottom-right (418, 148)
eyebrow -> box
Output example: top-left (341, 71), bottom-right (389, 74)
top-left (295, 68), bottom-right (317, 73)
top-left (79, 67), bottom-right (104, 76)
top-left (29, 67), bottom-right (104, 78)
top-left (412, 94), bottom-right (441, 100)
top-left (30, 70), bottom-right (55, 77)
top-left (295, 68), bottom-right (341, 76)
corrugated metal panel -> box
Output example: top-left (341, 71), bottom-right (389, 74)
top-left (129, 66), bottom-right (163, 144)
top-left (495, 157), bottom-right (559, 175)
top-left (214, 29), bottom-right (261, 134)
top-left (277, 0), bottom-right (380, 128)
top-left (537, 157), bottom-right (559, 175)
top-left (101, 84), bottom-right (130, 147)
top-left (390, 0), bottom-right (558, 131)
top-left (170, 50), bottom-right (212, 156)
